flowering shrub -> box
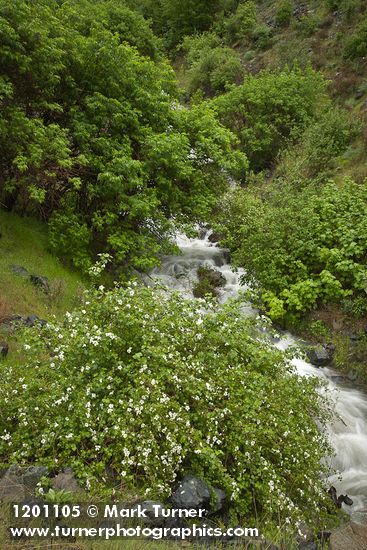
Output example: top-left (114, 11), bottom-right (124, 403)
top-left (0, 284), bottom-right (333, 530)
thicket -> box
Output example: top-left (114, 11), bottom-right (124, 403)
top-left (0, 0), bottom-right (246, 273)
top-left (181, 34), bottom-right (244, 96)
top-left (213, 67), bottom-right (326, 171)
top-left (0, 283), bottom-right (333, 531)
top-left (218, 179), bottom-right (367, 321)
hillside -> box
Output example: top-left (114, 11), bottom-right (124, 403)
top-left (1, 1), bottom-right (367, 548)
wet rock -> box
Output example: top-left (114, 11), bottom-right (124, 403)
top-left (170, 475), bottom-right (210, 510)
top-left (51, 468), bottom-right (83, 494)
top-left (173, 264), bottom-right (186, 279)
top-left (329, 521), bottom-right (367, 549)
top-left (328, 486), bottom-right (353, 508)
top-left (306, 345), bottom-right (333, 366)
top-left (328, 486), bottom-right (339, 507)
top-left (10, 265), bottom-right (29, 278)
top-left (199, 267), bottom-right (226, 288)
top-left (0, 342), bottom-right (9, 357)
top-left (339, 494), bottom-right (353, 506)
top-left (330, 375), bottom-right (348, 384)
top-left (208, 232), bottom-right (224, 244)
top-left (30, 274), bottom-right (50, 293)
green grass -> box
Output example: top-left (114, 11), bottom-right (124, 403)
top-left (0, 209), bottom-right (85, 321)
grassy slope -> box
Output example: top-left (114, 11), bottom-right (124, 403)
top-left (0, 209), bottom-right (84, 321)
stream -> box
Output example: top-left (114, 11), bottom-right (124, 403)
top-left (151, 230), bottom-right (367, 516)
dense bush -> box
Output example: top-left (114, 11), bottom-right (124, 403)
top-left (213, 67), bottom-right (325, 171)
top-left (0, 283), bottom-right (332, 530)
top-left (218, 179), bottom-right (367, 319)
top-left (0, 0), bottom-right (246, 273)
top-left (225, 0), bottom-right (257, 44)
top-left (343, 18), bottom-right (367, 59)
top-left (275, 0), bottom-right (293, 27)
top-left (182, 33), bottom-right (244, 95)
top-left (277, 106), bottom-right (358, 180)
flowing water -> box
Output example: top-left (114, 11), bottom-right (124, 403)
top-left (151, 230), bottom-right (367, 515)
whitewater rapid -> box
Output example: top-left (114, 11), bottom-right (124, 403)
top-left (150, 230), bottom-right (367, 514)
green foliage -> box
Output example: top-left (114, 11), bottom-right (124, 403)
top-left (252, 23), bottom-right (272, 50)
top-left (0, 283), bottom-right (333, 531)
top-left (278, 106), bottom-right (359, 180)
top-left (0, 0), bottom-right (246, 274)
top-left (0, 209), bottom-right (84, 319)
top-left (225, 0), bottom-right (257, 44)
top-left (182, 33), bottom-right (244, 95)
top-left (213, 67), bottom-right (325, 171)
top-left (218, 179), bottom-right (367, 319)
top-left (161, 0), bottom-right (223, 48)
top-left (327, 0), bottom-right (362, 21)
top-left (275, 0), bottom-right (293, 27)
top-left (344, 17), bottom-right (367, 59)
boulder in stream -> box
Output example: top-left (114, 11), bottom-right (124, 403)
top-left (306, 345), bottom-right (333, 367)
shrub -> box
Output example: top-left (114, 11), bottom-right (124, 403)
top-left (213, 67), bottom-right (325, 171)
top-left (277, 106), bottom-right (359, 180)
top-left (344, 18), bottom-right (367, 59)
top-left (187, 46), bottom-right (244, 96)
top-left (225, 1), bottom-right (257, 44)
top-left (275, 1), bottom-right (293, 27)
top-left (0, 284), bottom-right (333, 532)
top-left (0, 1), bottom-right (246, 274)
top-left (218, 179), bottom-right (367, 319)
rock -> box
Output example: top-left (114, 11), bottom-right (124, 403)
top-left (328, 486), bottom-right (339, 507)
top-left (21, 466), bottom-right (48, 489)
top-left (50, 468), bottom-right (83, 494)
top-left (328, 486), bottom-right (353, 508)
top-left (330, 375), bottom-right (348, 384)
top-left (132, 501), bottom-right (167, 525)
top-left (30, 274), bottom-right (50, 294)
top-left (329, 521), bottom-right (367, 549)
top-left (306, 345), bottom-right (333, 367)
top-left (172, 264), bottom-right (186, 279)
top-left (170, 475), bottom-right (211, 510)
top-left (339, 494), bottom-right (353, 506)
top-left (10, 265), bottom-right (29, 278)
top-left (0, 342), bottom-right (8, 357)
top-left (347, 369), bottom-right (358, 382)
top-left (208, 232), bottom-right (224, 244)
top-left (23, 315), bottom-right (47, 328)
top-left (356, 90), bottom-right (364, 99)
top-left (198, 266), bottom-right (226, 288)
top-left (0, 465), bottom-right (48, 502)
